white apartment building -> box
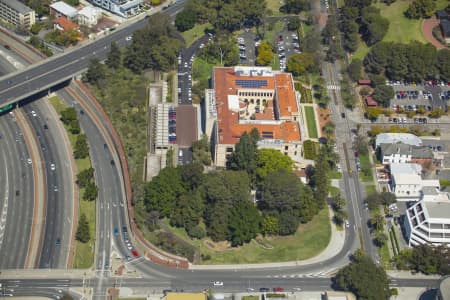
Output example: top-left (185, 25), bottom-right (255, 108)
top-left (78, 6), bottom-right (100, 27)
top-left (404, 191), bottom-right (450, 246)
top-left (0, 0), bottom-right (35, 29)
top-left (89, 0), bottom-right (142, 18)
top-left (390, 171), bottom-right (439, 201)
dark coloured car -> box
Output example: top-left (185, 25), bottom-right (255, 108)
top-left (56, 238), bottom-right (61, 246)
top-left (259, 288), bottom-right (270, 292)
top-left (114, 227), bottom-right (119, 236)
top-left (341, 112), bottom-right (346, 118)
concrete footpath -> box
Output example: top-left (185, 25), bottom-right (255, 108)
top-left (15, 109), bottom-right (45, 269)
top-left (190, 207), bottom-right (345, 271)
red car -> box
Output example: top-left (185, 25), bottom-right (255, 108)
top-left (131, 249), bottom-right (139, 258)
top-left (273, 287), bottom-right (284, 292)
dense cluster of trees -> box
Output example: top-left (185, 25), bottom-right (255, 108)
top-left (364, 42), bottom-right (450, 82)
top-left (280, 0), bottom-right (311, 14)
top-left (175, 0), bottom-right (266, 32)
top-left (395, 244), bottom-right (450, 275)
top-left (143, 129), bottom-right (334, 245)
top-left (404, 0), bottom-right (436, 19)
top-left (44, 29), bottom-right (80, 47)
top-left (60, 107), bottom-right (80, 134)
top-left (124, 14), bottom-right (183, 73)
top-left (339, 0), bottom-right (388, 52)
top-left (334, 252), bottom-right (392, 300)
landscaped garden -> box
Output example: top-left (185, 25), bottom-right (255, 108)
top-left (304, 106), bottom-right (319, 138)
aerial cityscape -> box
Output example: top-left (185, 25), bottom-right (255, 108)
top-left (0, 0), bottom-right (449, 299)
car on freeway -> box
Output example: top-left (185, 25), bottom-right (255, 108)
top-left (131, 249), bottom-right (139, 257)
top-left (126, 36), bottom-right (132, 41)
top-left (114, 227), bottom-right (119, 236)
top-left (345, 220), bottom-right (350, 228)
top-left (50, 163), bottom-right (56, 171)
top-left (259, 288), bottom-right (270, 292)
top-left (31, 110), bottom-right (37, 117)
top-left (55, 238), bottom-right (61, 246)
top-left (213, 281), bottom-right (224, 286)
top-left (27, 158), bottom-right (32, 164)
top-left (54, 185), bottom-right (58, 192)
top-left (273, 287), bottom-right (284, 292)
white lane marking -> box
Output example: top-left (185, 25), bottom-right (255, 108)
top-left (0, 151), bottom-right (10, 251)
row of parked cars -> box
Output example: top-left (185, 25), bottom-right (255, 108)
top-left (386, 80), bottom-right (450, 87)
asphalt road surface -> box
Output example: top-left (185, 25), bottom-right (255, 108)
top-left (0, 113), bottom-right (34, 268)
top-left (22, 101), bottom-right (73, 269)
top-left (0, 0), bottom-right (188, 107)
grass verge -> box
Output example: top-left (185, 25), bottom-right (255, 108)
top-left (48, 95), bottom-right (95, 268)
top-left (365, 185), bottom-right (376, 196)
top-left (358, 153), bottom-right (373, 182)
top-left (181, 23), bottom-right (212, 47)
top-left (160, 209), bottom-right (331, 264)
top-left (379, 242), bottom-right (391, 270)
top-left (329, 169), bottom-right (343, 179)
top-left (304, 106), bottom-right (318, 138)
top-left (329, 186), bottom-right (341, 197)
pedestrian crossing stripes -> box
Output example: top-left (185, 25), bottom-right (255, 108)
top-left (327, 85), bottom-right (341, 90)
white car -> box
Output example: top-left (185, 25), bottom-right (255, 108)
top-left (31, 110), bottom-right (37, 117)
top-left (50, 163), bottom-right (56, 171)
top-left (213, 281), bottom-right (224, 286)
top-left (125, 36), bottom-right (132, 41)
top-left (27, 158), bottom-right (32, 164)
top-left (345, 220), bottom-right (350, 228)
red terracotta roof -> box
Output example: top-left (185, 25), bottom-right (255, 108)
top-left (358, 79), bottom-right (371, 85)
top-left (365, 96), bottom-right (378, 106)
top-left (53, 16), bottom-right (77, 31)
top-left (214, 67), bottom-right (301, 145)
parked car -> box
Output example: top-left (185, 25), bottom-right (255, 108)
top-left (213, 281), bottom-right (224, 286)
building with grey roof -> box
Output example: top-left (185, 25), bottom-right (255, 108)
top-left (375, 133), bottom-right (422, 148)
top-left (0, 0), bottom-right (35, 29)
top-left (379, 143), bottom-right (434, 164)
top-left (403, 191), bottom-right (450, 246)
top-left (50, 1), bottom-right (78, 19)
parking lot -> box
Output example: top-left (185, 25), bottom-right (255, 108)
top-left (237, 22), bottom-right (300, 70)
top-left (389, 82), bottom-right (450, 111)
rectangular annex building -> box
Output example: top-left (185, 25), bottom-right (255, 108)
top-left (206, 66), bottom-right (302, 167)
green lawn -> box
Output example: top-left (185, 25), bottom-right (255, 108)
top-left (162, 209), bottom-right (331, 264)
top-left (351, 39), bottom-right (369, 62)
top-left (266, 0), bottom-right (282, 15)
top-left (181, 23), bottom-right (212, 47)
top-left (379, 242), bottom-right (392, 270)
top-left (365, 185), bottom-right (376, 196)
top-left (304, 106), bottom-right (319, 138)
top-left (48, 95), bottom-right (95, 269)
top-left (329, 169), bottom-right (343, 179)
top-left (265, 21), bottom-right (285, 44)
top-left (374, 1), bottom-right (427, 44)
top-left (358, 153), bottom-right (373, 182)
top-left (329, 186), bottom-right (341, 197)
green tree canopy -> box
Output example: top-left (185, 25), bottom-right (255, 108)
top-left (106, 42), bottom-right (122, 69)
top-left (287, 52), bottom-right (316, 76)
top-left (175, 8), bottom-right (196, 32)
top-left (256, 41), bottom-right (274, 66)
top-left (256, 148), bottom-right (294, 182)
top-left (404, 0), bottom-right (436, 18)
top-left (335, 255), bottom-right (391, 300)
top-left (75, 213), bottom-right (90, 243)
top-left (228, 128), bottom-right (260, 183)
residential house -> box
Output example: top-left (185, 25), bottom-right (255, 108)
top-left (403, 190), bottom-right (450, 246)
top-left (89, 0), bottom-right (143, 18)
top-left (77, 6), bottom-right (99, 28)
top-left (53, 16), bottom-right (78, 31)
top-left (379, 142), bottom-right (433, 167)
top-left (375, 133), bottom-right (422, 149)
top-left (0, 0), bottom-right (35, 29)
top-left (50, 1), bottom-right (78, 20)
top-left (206, 66), bottom-right (302, 167)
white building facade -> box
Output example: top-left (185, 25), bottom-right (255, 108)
top-left (404, 192), bottom-right (450, 246)
top-left (77, 6), bottom-right (99, 27)
top-left (89, 0), bottom-right (142, 18)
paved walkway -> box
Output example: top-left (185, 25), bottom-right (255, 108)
top-left (422, 18), bottom-right (448, 50)
top-left (190, 207), bottom-right (345, 270)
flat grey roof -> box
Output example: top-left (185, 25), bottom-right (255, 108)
top-left (0, 0), bottom-right (33, 14)
top-left (424, 201), bottom-right (450, 219)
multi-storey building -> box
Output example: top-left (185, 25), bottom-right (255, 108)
top-left (206, 66), bottom-right (302, 167)
top-left (404, 190), bottom-right (450, 246)
top-left (0, 0), bottom-right (35, 29)
top-left (89, 0), bottom-right (142, 18)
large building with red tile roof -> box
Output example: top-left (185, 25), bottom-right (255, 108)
top-left (205, 66), bottom-right (302, 167)
top-left (53, 16), bottom-right (78, 31)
